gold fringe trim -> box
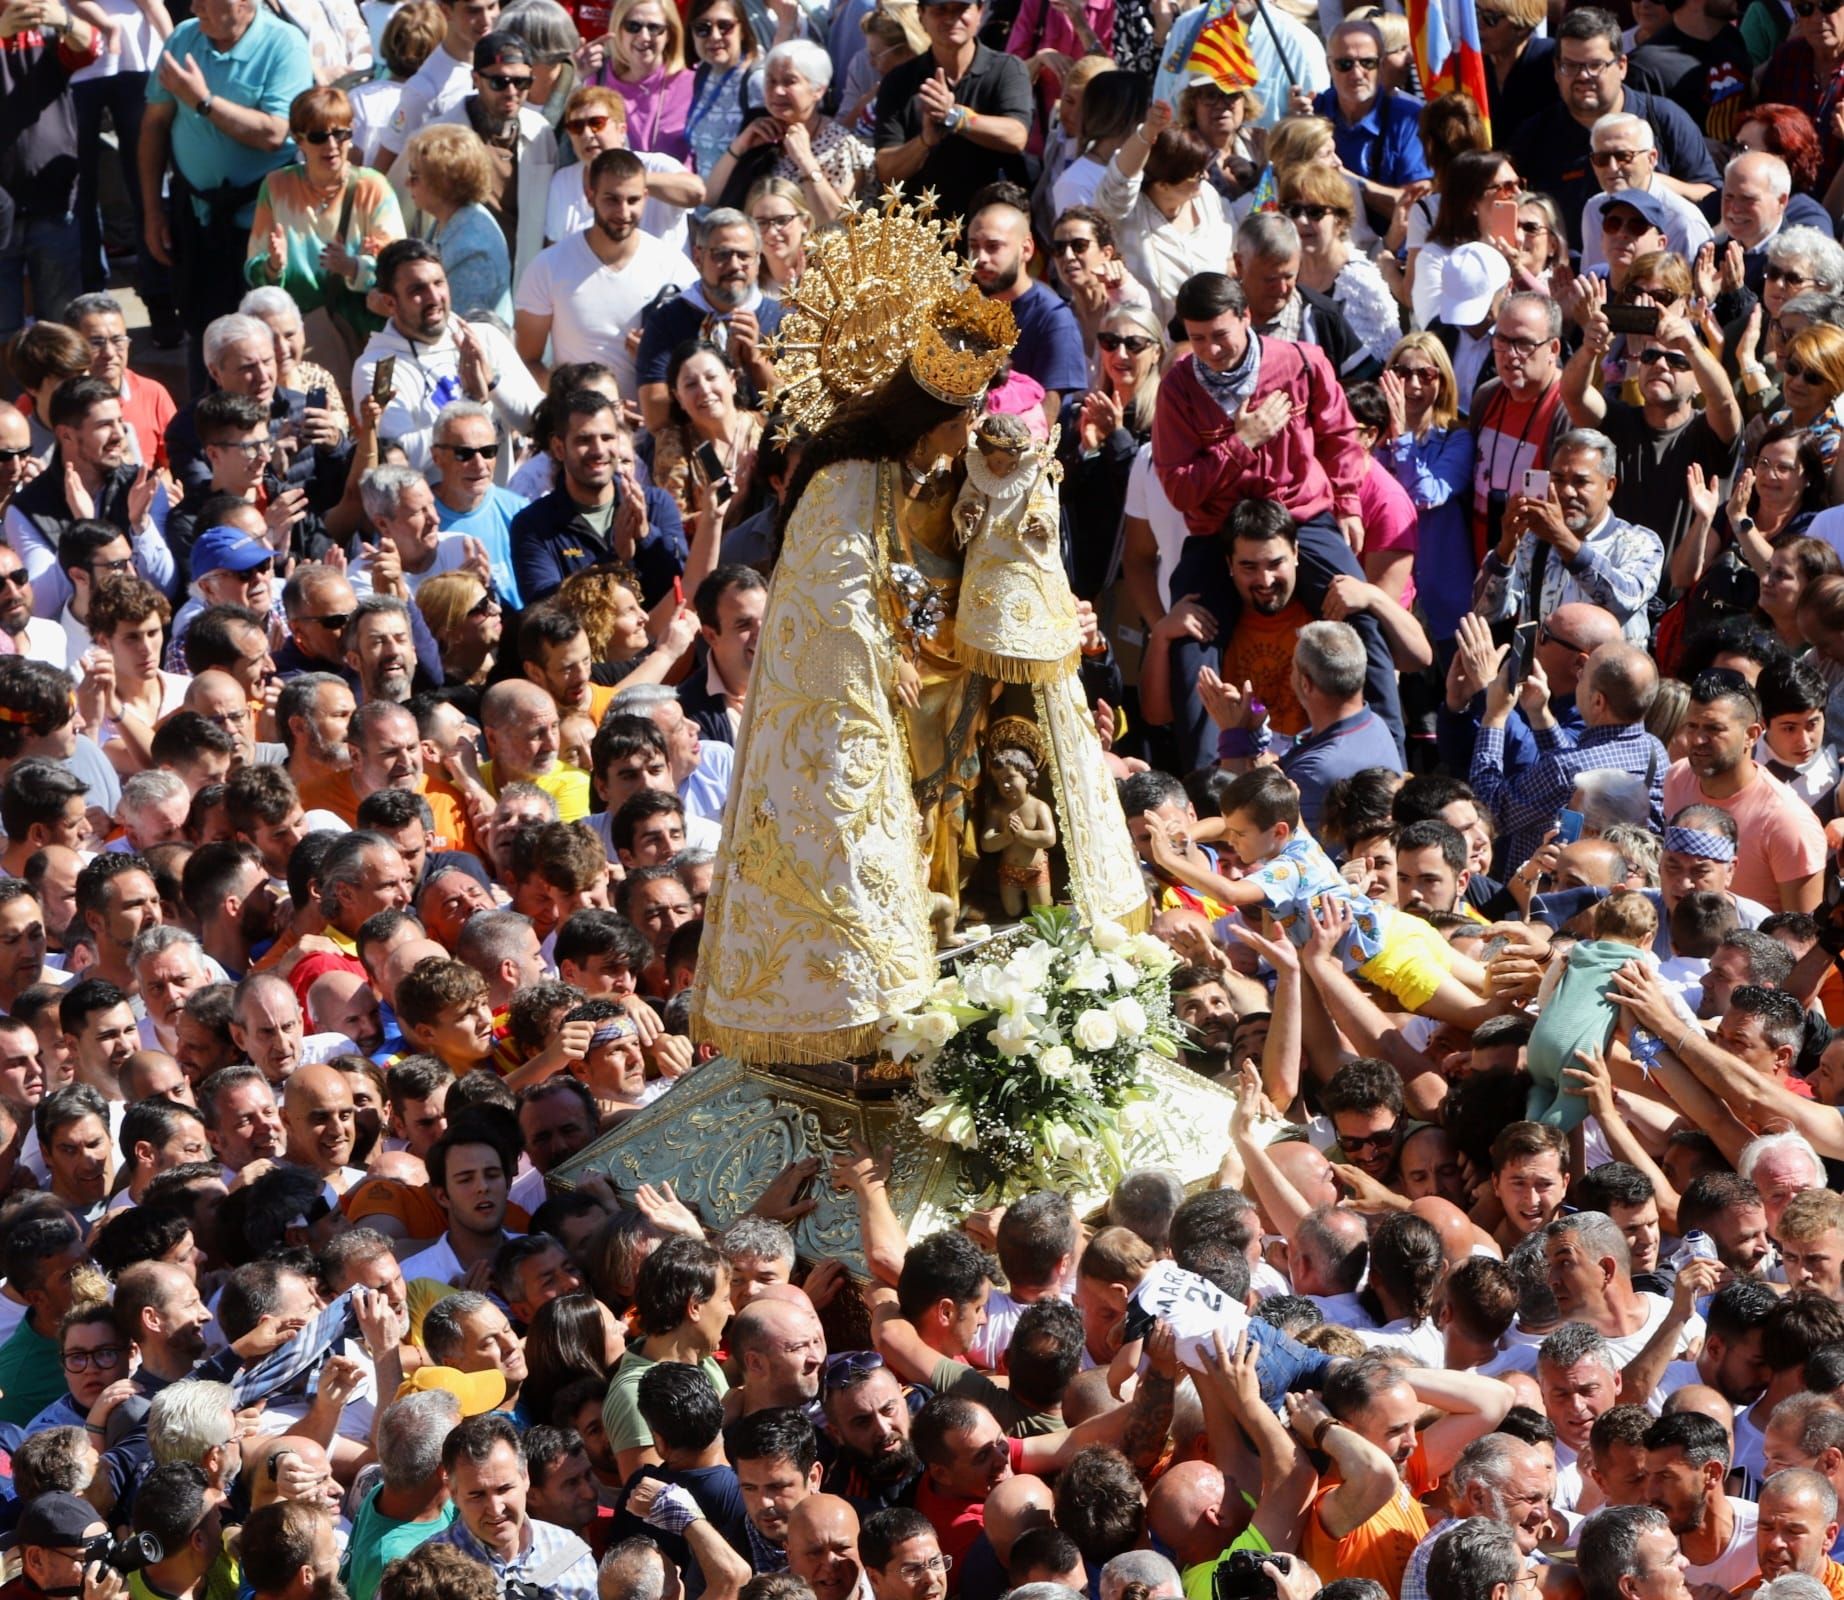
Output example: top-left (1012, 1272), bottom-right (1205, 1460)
top-left (953, 643), bottom-right (1083, 685)
top-left (1119, 899), bottom-right (1151, 934)
top-left (692, 1015), bottom-right (890, 1065)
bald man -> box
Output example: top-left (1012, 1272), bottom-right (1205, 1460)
top-left (376, 938), bottom-right (448, 1014)
top-left (956, 1473), bottom-right (1055, 1600)
top-left (0, 403), bottom-right (31, 518)
top-left (281, 1063), bottom-right (360, 1190)
top-left (729, 1296), bottom-right (827, 1418)
top-left (250, 1434), bottom-right (345, 1518)
top-left (1665, 1383), bottom-right (1736, 1450)
top-left (481, 679), bottom-right (587, 822)
top-left (1147, 1462), bottom-right (1235, 1581)
top-left (787, 1495), bottom-right (865, 1600)
top-left (231, 972), bottom-right (352, 1086)
top-left (185, 671), bottom-right (268, 767)
top-left (307, 971), bottom-right (383, 1056)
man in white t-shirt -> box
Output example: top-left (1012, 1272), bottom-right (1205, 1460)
top-left (1644, 1408), bottom-right (1761, 1590)
top-left (514, 148), bottom-right (697, 405)
top-left (377, 0), bottom-right (501, 172)
top-left (1546, 1210), bottom-right (1702, 1367)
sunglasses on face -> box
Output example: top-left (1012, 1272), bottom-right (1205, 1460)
top-left (1766, 265), bottom-right (1813, 286)
top-left (567, 113), bottom-right (613, 134)
top-left (301, 126), bottom-right (353, 144)
top-left (1052, 236), bottom-right (1095, 255)
top-left (1484, 176), bottom-right (1522, 195)
top-left (623, 17), bottom-right (668, 32)
top-left (1516, 219), bottom-right (1549, 235)
top-left (469, 593), bottom-right (502, 617)
top-left (1601, 212), bottom-right (1659, 237)
top-left (1794, 0), bottom-right (1844, 17)
top-left (1341, 1124), bottom-right (1399, 1154)
top-left (0, 569), bottom-right (28, 589)
top-left (1387, 363), bottom-right (1438, 382)
top-left (692, 17), bottom-right (736, 33)
top-left (480, 72), bottom-right (532, 90)
top-left (304, 611), bottom-right (353, 631)
top-left (440, 441), bottom-right (501, 462)
top-left (1783, 361), bottom-right (1828, 383)
top-left (1590, 148), bottom-right (1643, 166)
top-left (1284, 203), bottom-right (1334, 222)
top-left (1097, 332), bottom-right (1157, 353)
top-left (0, 447), bottom-right (30, 463)
top-left (1332, 54), bottom-right (1378, 71)
top-left (1636, 346), bottom-right (1693, 371)
top-left (89, 556), bottom-right (134, 576)
top-left (62, 1346), bottom-right (126, 1372)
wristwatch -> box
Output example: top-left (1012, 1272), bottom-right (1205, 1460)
top-left (941, 104), bottom-right (971, 135)
top-left (198, 92), bottom-right (215, 118)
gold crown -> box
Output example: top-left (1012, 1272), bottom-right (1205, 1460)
top-left (909, 287), bottom-right (1016, 408)
top-left (767, 187), bottom-right (1017, 436)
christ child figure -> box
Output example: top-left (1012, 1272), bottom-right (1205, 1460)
top-left (980, 741), bottom-right (1057, 915)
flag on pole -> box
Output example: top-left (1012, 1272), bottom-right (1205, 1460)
top-left (1406, 0), bottom-right (1491, 140)
top-left (1184, 0), bottom-right (1260, 92)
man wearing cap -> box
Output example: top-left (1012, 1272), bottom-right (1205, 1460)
top-left (1562, 274), bottom-right (1740, 570)
top-left (167, 521), bottom-right (279, 677)
top-left (1507, 7), bottom-right (1719, 251)
top-left (428, 33), bottom-right (555, 287)
top-left (1579, 112), bottom-right (1715, 274)
top-left (0, 1492), bottom-right (124, 1600)
top-left (870, 0), bottom-right (1031, 223)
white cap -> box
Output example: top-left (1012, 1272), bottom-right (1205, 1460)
top-left (1438, 241), bottom-right (1513, 328)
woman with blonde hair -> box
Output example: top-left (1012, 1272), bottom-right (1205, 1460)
top-left (416, 570), bottom-right (502, 687)
top-left (1063, 300), bottom-right (1167, 599)
top-left (401, 123), bottom-right (512, 322)
top-left (745, 177), bottom-right (811, 295)
top-left (1278, 164), bottom-right (1399, 368)
top-left (1377, 331), bottom-right (1475, 645)
top-left (590, 0), bottom-right (693, 160)
top-left (245, 86), bottom-right (406, 352)
top-left (842, 8), bottom-right (922, 136)
top-left (1769, 323), bottom-right (1844, 493)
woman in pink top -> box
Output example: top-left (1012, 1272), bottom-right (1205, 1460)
top-left (592, 0), bottom-right (694, 161)
top-left (1347, 379), bottom-right (1420, 608)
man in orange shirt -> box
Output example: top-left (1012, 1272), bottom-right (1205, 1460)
top-left (1296, 1355), bottom-right (1515, 1600)
top-left (280, 671), bottom-right (359, 818)
top-left (302, 700), bottom-right (484, 857)
top-left (1755, 1467), bottom-right (1844, 1600)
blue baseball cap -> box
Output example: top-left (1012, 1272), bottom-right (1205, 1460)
top-left (1600, 188), bottom-right (1672, 238)
top-left (190, 526), bottom-right (275, 578)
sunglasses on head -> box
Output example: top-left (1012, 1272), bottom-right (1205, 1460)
top-left (1283, 203), bottom-right (1334, 222)
top-left (301, 126), bottom-right (353, 145)
top-left (440, 441), bottom-right (501, 462)
top-left (823, 1350), bottom-right (886, 1390)
top-left (1635, 346), bottom-right (1693, 371)
top-left (623, 17), bottom-right (668, 31)
top-left (1096, 332), bottom-right (1157, 352)
top-left (480, 72), bottom-right (532, 90)
top-left (1332, 54), bottom-right (1379, 70)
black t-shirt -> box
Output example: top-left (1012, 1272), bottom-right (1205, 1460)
top-left (1597, 401), bottom-right (1740, 579)
top-left (1628, 22), bottom-right (1755, 141)
top-left (1508, 88), bottom-right (1722, 248)
top-left (873, 44), bottom-right (1033, 221)
top-left (611, 1463), bottom-right (750, 1600)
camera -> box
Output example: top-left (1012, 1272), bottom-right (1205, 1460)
top-left (1212, 1550), bottom-right (1289, 1600)
top-left (82, 1531), bottom-right (162, 1575)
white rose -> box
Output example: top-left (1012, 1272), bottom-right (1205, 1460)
top-left (1110, 996), bottom-right (1149, 1038)
top-left (1126, 932), bottom-right (1180, 973)
top-left (918, 1102), bottom-right (980, 1149)
top-left (1037, 1044), bottom-right (1077, 1080)
top-left (915, 1010), bottom-right (957, 1047)
top-left (1073, 1008), bottom-right (1119, 1051)
top-left (1090, 919), bottom-right (1128, 951)
top-left (1063, 952), bottom-right (1113, 992)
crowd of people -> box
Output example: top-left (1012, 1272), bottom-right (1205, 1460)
top-left (11, 0), bottom-right (1844, 1599)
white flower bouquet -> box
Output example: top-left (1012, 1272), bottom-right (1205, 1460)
top-left (884, 906), bottom-right (1181, 1201)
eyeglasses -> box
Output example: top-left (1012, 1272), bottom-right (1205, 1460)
top-left (86, 334), bottom-right (132, 352)
top-left (303, 611), bottom-right (353, 632)
top-left (1332, 54), bottom-right (1379, 70)
top-left (1539, 621), bottom-right (1583, 652)
top-left (1590, 148), bottom-right (1643, 167)
top-left (566, 113), bottom-right (613, 133)
top-left (1283, 203), bottom-right (1335, 222)
top-left (708, 246), bottom-right (754, 262)
top-left (210, 436), bottom-right (274, 456)
top-left (897, 1558), bottom-right (953, 1584)
top-left (1765, 264), bottom-right (1813, 286)
top-left (62, 1346), bottom-right (126, 1372)
top-left (623, 17), bottom-right (668, 32)
top-left (1340, 1123), bottom-right (1400, 1154)
top-left (1051, 236), bottom-right (1095, 254)
top-left (437, 441), bottom-right (501, 461)
top-left (88, 556), bottom-right (134, 576)
top-left (1491, 333), bottom-right (1545, 356)
top-left (1558, 54), bottom-right (1620, 74)
top-left (301, 126), bottom-right (353, 145)
top-left (1484, 177), bottom-right (1523, 195)
top-left (1601, 211), bottom-right (1660, 237)
top-left (1387, 363), bottom-right (1439, 383)
top-left (753, 211), bottom-right (801, 230)
top-left (1097, 332), bottom-right (1157, 353)
top-left (1635, 346), bottom-right (1693, 371)
top-left (0, 447), bottom-right (30, 463)
top-left (469, 593), bottom-right (502, 618)
top-left (823, 1349), bottom-right (886, 1390)
top-left (480, 72), bottom-right (533, 90)
top-left (692, 17), bottom-right (736, 34)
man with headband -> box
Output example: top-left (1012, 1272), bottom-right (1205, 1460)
top-left (1641, 806), bottom-right (1776, 961)
top-left (564, 998), bottom-right (650, 1122)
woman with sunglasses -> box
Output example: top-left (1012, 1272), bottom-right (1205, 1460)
top-left (653, 340), bottom-right (763, 545)
top-left (591, 0), bottom-right (693, 160)
top-left (683, 0), bottom-right (757, 180)
top-left (1278, 165), bottom-right (1400, 370)
top-left (1513, 192), bottom-right (1566, 287)
top-left (1408, 149), bottom-right (1532, 328)
top-left (745, 177), bottom-right (812, 295)
top-left (400, 123), bottom-right (514, 325)
top-left (545, 87), bottom-right (704, 252)
top-left (245, 86), bottom-right (406, 360)
top-left (1049, 205), bottom-right (1150, 364)
top-left (1729, 228), bottom-right (1844, 415)
top-left (1093, 97), bottom-right (1236, 331)
top-left (1061, 303), bottom-right (1165, 600)
top-left (416, 570), bottom-right (503, 687)
top-left (1762, 323), bottom-right (1844, 499)
top-left (1377, 333), bottom-right (1475, 649)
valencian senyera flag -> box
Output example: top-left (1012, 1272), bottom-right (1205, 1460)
top-left (1407, 0), bottom-right (1492, 140)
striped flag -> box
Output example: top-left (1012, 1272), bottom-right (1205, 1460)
top-left (1407, 0), bottom-right (1492, 140)
top-left (1184, 0), bottom-right (1260, 92)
